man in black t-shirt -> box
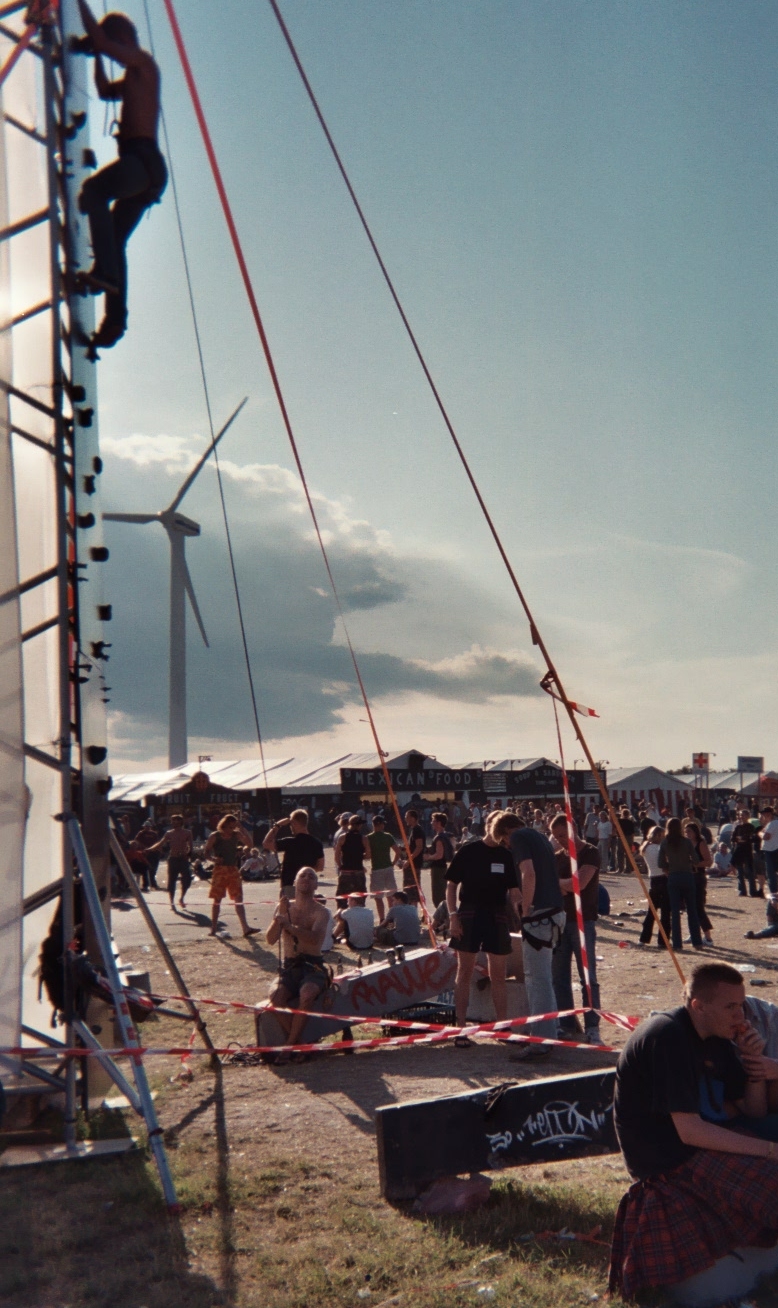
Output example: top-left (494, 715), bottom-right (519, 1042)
top-left (616, 807), bottom-right (636, 874)
top-left (400, 809), bottom-right (426, 905)
top-left (263, 809), bottom-right (325, 891)
top-left (549, 814), bottom-right (601, 1043)
top-left (445, 812), bottom-right (521, 1036)
top-left (732, 808), bottom-right (758, 897)
top-left (609, 962), bottom-right (778, 1302)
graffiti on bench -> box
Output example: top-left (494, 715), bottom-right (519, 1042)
top-left (376, 1069), bottom-right (618, 1199)
top-left (488, 1098), bottom-right (612, 1155)
top-left (348, 951), bottom-right (455, 1014)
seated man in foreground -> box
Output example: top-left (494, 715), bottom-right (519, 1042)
top-left (609, 961), bottom-right (778, 1301)
top-left (264, 868), bottom-right (330, 1058)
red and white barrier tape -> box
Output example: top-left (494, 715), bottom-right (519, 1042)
top-left (2, 1007), bottom-right (638, 1062)
top-left (127, 984), bottom-right (638, 1035)
top-left (541, 672), bottom-right (599, 718)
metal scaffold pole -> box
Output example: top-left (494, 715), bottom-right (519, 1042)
top-left (66, 815), bottom-right (179, 1210)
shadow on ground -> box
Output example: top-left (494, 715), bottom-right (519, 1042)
top-left (0, 1142), bottom-right (220, 1307)
top-left (411, 1174), bottom-right (616, 1275)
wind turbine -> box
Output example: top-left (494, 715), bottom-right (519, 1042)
top-left (104, 397), bottom-right (248, 769)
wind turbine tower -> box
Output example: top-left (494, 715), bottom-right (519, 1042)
top-left (104, 398), bottom-right (247, 767)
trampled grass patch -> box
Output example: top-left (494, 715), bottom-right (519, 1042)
top-left (0, 1076), bottom-right (629, 1308)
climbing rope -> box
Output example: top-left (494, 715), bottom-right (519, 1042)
top-left (142, 0), bottom-right (274, 819)
top-left (161, 0), bottom-right (436, 940)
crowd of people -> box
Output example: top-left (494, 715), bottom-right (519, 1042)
top-left (114, 796), bottom-right (778, 995)
top-left (114, 794), bottom-right (778, 1297)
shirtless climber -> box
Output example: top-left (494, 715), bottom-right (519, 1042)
top-left (74, 2), bottom-right (167, 352)
top-left (264, 868), bottom-right (330, 1059)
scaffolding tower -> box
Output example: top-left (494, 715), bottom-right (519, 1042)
top-left (1, 0), bottom-right (117, 1137)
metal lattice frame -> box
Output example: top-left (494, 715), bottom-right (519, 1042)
top-left (0, 0), bottom-right (110, 1136)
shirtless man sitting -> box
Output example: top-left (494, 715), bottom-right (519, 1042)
top-left (264, 868), bottom-right (330, 1057)
top-left (75, 1), bottom-right (168, 350)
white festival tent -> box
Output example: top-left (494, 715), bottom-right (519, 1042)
top-left (110, 753), bottom-right (433, 804)
top-left (707, 770), bottom-right (763, 794)
top-left (606, 766), bottom-right (694, 811)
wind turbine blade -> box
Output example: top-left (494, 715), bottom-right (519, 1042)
top-left (167, 396), bottom-right (249, 512)
top-left (183, 556), bottom-right (209, 648)
top-left (103, 512), bottom-right (159, 524)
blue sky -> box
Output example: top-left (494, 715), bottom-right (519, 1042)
top-left (95, 1), bottom-right (777, 773)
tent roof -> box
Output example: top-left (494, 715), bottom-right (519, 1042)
top-left (109, 750), bottom-right (450, 802)
top-left (606, 766), bottom-right (694, 792)
top-left (708, 770), bottom-right (762, 792)
top-left (455, 758), bottom-right (557, 773)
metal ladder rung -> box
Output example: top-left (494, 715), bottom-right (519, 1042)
top-left (0, 22), bottom-right (43, 56)
top-left (22, 877), bottom-right (64, 916)
top-left (0, 376), bottom-right (56, 417)
top-left (0, 414), bottom-right (55, 454)
top-left (3, 111), bottom-right (46, 146)
top-left (6, 296), bottom-right (52, 329)
top-left (0, 562), bottom-right (58, 607)
top-left (22, 612), bottom-right (58, 642)
top-left (23, 741), bottom-right (63, 772)
top-left (0, 206), bottom-right (48, 243)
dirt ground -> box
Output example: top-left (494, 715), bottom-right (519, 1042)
top-left (118, 870), bottom-right (778, 1296)
top-left (5, 867), bottom-right (778, 1308)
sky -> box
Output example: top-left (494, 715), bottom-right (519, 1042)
top-left (92, 0), bottom-right (777, 775)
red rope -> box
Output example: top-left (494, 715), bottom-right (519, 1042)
top-left (161, 0), bottom-right (435, 940)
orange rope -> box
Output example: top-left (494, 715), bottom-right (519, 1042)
top-left (161, 0), bottom-right (436, 941)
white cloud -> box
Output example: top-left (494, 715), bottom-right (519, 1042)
top-left (100, 435), bottom-right (773, 774)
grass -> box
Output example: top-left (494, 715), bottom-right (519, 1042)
top-left (6, 1060), bottom-right (778, 1308)
top-left (7, 890), bottom-right (778, 1308)
top-left (0, 1062), bottom-right (624, 1308)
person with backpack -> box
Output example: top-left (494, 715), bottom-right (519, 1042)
top-left (426, 811), bottom-right (455, 907)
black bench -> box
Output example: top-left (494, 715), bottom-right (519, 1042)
top-left (376, 1067), bottom-right (618, 1199)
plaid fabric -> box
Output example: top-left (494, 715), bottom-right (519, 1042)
top-left (608, 1149), bottom-right (778, 1300)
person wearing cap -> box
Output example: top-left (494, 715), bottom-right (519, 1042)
top-left (333, 893), bottom-right (375, 951)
